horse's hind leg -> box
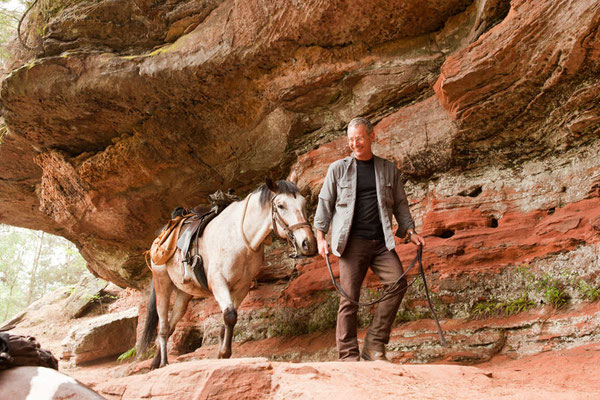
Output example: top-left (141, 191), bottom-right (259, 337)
top-left (169, 290), bottom-right (193, 335)
top-left (152, 275), bottom-right (174, 369)
top-left (211, 275), bottom-right (237, 359)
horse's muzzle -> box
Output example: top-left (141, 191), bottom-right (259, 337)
top-left (300, 237), bottom-right (318, 257)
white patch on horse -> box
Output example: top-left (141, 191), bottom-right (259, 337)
top-left (26, 367), bottom-right (77, 400)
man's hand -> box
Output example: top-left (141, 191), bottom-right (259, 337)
top-left (316, 230), bottom-right (330, 259)
top-left (410, 233), bottom-right (426, 247)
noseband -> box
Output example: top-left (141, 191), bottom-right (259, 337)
top-left (270, 194), bottom-right (311, 258)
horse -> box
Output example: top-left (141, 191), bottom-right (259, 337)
top-left (138, 178), bottom-right (317, 368)
top-left (0, 366), bottom-right (105, 400)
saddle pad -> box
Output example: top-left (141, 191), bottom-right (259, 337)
top-left (150, 217), bottom-right (185, 265)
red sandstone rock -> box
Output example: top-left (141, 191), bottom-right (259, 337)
top-left (88, 352), bottom-right (600, 400)
top-left (434, 0), bottom-right (600, 162)
top-left (0, 0), bottom-right (511, 286)
top-left (61, 308), bottom-right (138, 365)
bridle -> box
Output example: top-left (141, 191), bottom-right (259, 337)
top-left (270, 194), bottom-right (312, 258)
top-left (240, 192), bottom-right (311, 257)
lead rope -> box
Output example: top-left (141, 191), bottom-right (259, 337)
top-left (240, 194), bottom-right (257, 252)
top-left (325, 246), bottom-right (447, 346)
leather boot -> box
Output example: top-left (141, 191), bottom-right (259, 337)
top-left (361, 333), bottom-right (390, 362)
top-left (360, 346), bottom-right (389, 361)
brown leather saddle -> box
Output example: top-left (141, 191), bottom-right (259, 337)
top-left (174, 189), bottom-right (240, 290)
top-left (176, 209), bottom-right (217, 290)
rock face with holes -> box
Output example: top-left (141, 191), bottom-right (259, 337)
top-left (1, 0), bottom-right (600, 364)
top-left (1, 0), bottom-right (510, 287)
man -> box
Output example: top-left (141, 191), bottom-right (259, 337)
top-left (314, 117), bottom-right (426, 361)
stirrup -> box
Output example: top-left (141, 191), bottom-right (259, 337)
top-left (181, 261), bottom-right (194, 283)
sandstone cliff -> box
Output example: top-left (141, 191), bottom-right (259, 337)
top-left (1, 0), bottom-right (599, 363)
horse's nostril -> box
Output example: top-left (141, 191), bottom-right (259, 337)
top-left (302, 238), bottom-right (309, 250)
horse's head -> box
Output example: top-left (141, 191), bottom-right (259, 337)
top-left (264, 178), bottom-right (317, 257)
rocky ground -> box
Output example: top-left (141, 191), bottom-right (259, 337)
top-left (5, 281), bottom-right (600, 399)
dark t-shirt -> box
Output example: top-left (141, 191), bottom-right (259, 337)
top-left (349, 158), bottom-right (384, 240)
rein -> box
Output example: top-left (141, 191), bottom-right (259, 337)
top-left (240, 194), bottom-right (255, 251)
top-left (325, 246), bottom-right (447, 346)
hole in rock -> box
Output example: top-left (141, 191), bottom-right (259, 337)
top-left (561, 186), bottom-right (567, 193)
top-left (489, 218), bottom-right (499, 228)
top-left (458, 186), bottom-right (483, 197)
top-left (175, 327), bottom-right (204, 355)
top-left (547, 207), bottom-right (556, 215)
top-left (435, 229), bottom-right (455, 239)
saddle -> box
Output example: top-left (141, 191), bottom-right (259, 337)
top-left (176, 209), bottom-right (217, 290)
top-left (149, 189), bottom-right (240, 290)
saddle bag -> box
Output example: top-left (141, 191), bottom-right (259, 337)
top-left (0, 333), bottom-right (59, 370)
top-left (149, 216), bottom-right (185, 265)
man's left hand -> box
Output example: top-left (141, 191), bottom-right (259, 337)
top-left (410, 233), bottom-right (426, 247)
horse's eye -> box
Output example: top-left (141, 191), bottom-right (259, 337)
top-left (277, 204), bottom-right (285, 210)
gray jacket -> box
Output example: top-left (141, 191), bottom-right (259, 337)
top-left (314, 155), bottom-right (415, 256)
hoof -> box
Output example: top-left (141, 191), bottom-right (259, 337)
top-left (217, 350), bottom-right (232, 359)
top-left (150, 353), bottom-right (168, 369)
top-left (150, 357), bottom-right (161, 370)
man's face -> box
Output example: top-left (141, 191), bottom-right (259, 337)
top-left (347, 124), bottom-right (375, 161)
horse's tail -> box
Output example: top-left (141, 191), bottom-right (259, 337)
top-left (137, 280), bottom-right (159, 358)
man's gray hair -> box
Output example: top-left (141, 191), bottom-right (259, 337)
top-left (347, 117), bottom-right (374, 134)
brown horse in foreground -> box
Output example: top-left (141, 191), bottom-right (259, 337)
top-left (139, 179), bottom-right (317, 368)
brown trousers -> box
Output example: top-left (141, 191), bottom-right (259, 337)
top-left (336, 237), bottom-right (408, 360)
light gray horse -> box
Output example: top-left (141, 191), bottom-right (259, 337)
top-left (139, 179), bottom-right (317, 368)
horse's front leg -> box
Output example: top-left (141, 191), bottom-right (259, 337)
top-left (211, 274), bottom-right (238, 359)
top-left (218, 306), bottom-right (238, 359)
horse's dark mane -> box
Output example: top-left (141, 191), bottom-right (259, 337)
top-left (255, 180), bottom-right (300, 207)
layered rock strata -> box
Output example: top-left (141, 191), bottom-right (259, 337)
top-left (0, 0), bottom-right (599, 364)
top-left (1, 0), bottom-right (510, 285)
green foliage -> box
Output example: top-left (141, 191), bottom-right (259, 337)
top-left (117, 346), bottom-right (136, 362)
top-left (85, 290), bottom-right (117, 313)
top-left (518, 265), bottom-right (570, 309)
top-left (395, 308), bottom-right (432, 323)
top-left (306, 293), bottom-right (339, 333)
top-left (577, 280), bottom-right (600, 302)
top-left (33, 0), bottom-right (87, 23)
top-left (0, 224), bottom-right (91, 322)
top-left (0, 1), bottom-right (21, 61)
top-left (472, 263), bottom-right (599, 319)
top-left (472, 293), bottom-right (535, 319)
top-left (268, 292), bottom-right (339, 337)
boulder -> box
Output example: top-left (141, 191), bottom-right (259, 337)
top-left (63, 276), bottom-right (109, 318)
top-left (61, 308), bottom-right (138, 365)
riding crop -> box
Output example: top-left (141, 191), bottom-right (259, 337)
top-left (325, 245), bottom-right (447, 346)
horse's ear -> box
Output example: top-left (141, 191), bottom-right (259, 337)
top-left (288, 170), bottom-right (298, 185)
top-left (265, 176), bottom-right (279, 193)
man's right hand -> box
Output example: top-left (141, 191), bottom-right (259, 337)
top-left (316, 230), bottom-right (330, 259)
